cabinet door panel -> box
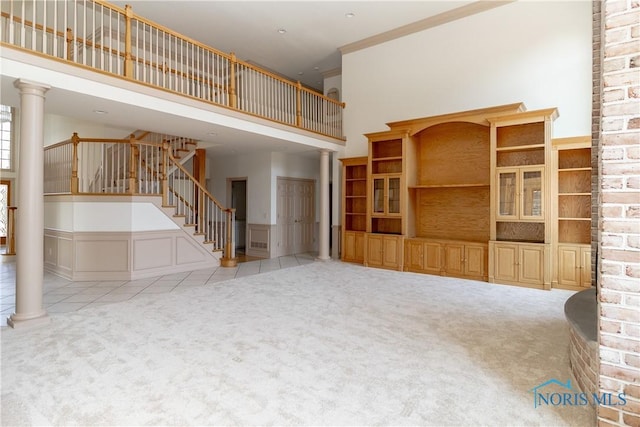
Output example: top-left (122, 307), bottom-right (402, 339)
top-left (558, 245), bottom-right (580, 286)
top-left (494, 244), bottom-right (518, 282)
top-left (581, 248), bottom-right (591, 287)
top-left (367, 235), bottom-right (383, 267)
top-left (343, 232), bottom-right (357, 261)
top-left (444, 243), bottom-right (464, 276)
top-left (406, 240), bottom-right (424, 271)
top-left (424, 242), bottom-right (443, 274)
top-left (498, 170), bottom-right (518, 219)
top-left (465, 245), bottom-right (487, 278)
top-left (382, 236), bottom-right (400, 268)
top-left (521, 169), bottom-right (543, 220)
top-left (343, 231), bottom-right (364, 263)
top-left (519, 246), bottom-right (544, 285)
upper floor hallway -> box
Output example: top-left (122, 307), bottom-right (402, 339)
top-left (0, 0), bottom-right (346, 156)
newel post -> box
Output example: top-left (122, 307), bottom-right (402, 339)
top-left (296, 81), bottom-right (302, 128)
top-left (66, 28), bottom-right (73, 61)
top-left (161, 141), bottom-right (169, 206)
top-left (71, 132), bottom-right (79, 194)
top-left (220, 208), bottom-right (237, 267)
top-left (4, 207), bottom-right (16, 256)
top-left (229, 53), bottom-right (237, 109)
top-left (124, 5), bottom-right (134, 78)
top-left (129, 137), bottom-right (137, 194)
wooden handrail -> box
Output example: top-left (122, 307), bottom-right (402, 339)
top-left (5, 207), bottom-right (16, 256)
top-left (0, 12), bottom-right (67, 39)
top-left (167, 151), bottom-right (226, 211)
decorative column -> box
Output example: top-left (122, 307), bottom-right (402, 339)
top-left (318, 149), bottom-right (331, 260)
top-left (8, 80), bottom-right (50, 329)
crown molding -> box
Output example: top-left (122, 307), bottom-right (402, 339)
top-left (339, 1), bottom-right (515, 55)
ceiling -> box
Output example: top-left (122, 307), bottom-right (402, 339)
top-left (2, 1), bottom-right (475, 158)
top-left (109, 1), bottom-right (470, 91)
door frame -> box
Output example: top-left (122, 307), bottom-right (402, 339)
top-left (227, 177), bottom-right (248, 253)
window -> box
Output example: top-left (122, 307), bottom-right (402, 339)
top-left (0, 105), bottom-right (13, 170)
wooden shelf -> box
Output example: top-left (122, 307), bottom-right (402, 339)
top-left (496, 144), bottom-right (545, 152)
top-left (410, 183), bottom-right (489, 189)
top-left (559, 217), bottom-right (591, 221)
top-left (559, 167), bottom-right (591, 172)
top-left (372, 156), bottom-right (402, 162)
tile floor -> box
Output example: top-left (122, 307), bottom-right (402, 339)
top-left (0, 252), bottom-right (317, 327)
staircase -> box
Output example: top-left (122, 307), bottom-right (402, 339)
top-left (50, 130), bottom-right (237, 267)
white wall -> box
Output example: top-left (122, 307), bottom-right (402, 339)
top-left (209, 150), bottom-right (323, 224)
top-left (208, 151), bottom-right (273, 224)
top-left (44, 201), bottom-right (179, 232)
top-left (44, 113), bottom-right (132, 146)
top-left (342, 1), bottom-right (592, 157)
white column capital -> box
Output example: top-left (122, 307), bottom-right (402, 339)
top-left (13, 79), bottom-right (51, 97)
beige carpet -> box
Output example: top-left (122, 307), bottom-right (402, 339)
top-left (1, 261), bottom-right (594, 426)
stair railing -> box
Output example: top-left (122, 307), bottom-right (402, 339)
top-left (164, 147), bottom-right (236, 264)
top-left (44, 131), bottom-right (237, 263)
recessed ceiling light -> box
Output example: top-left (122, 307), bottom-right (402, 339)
top-left (277, 28), bottom-right (287, 34)
top-left (313, 66), bottom-right (320, 71)
top-left (345, 12), bottom-right (355, 18)
top-left (298, 71), bottom-right (304, 75)
top-left (93, 109), bottom-right (108, 114)
top-left (207, 132), bottom-right (217, 136)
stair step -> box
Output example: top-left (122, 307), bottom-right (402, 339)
top-left (173, 214), bottom-right (186, 218)
top-left (193, 232), bottom-right (206, 236)
top-left (176, 148), bottom-right (189, 152)
top-left (162, 204), bottom-right (176, 208)
top-left (203, 240), bottom-right (217, 245)
top-left (185, 141), bottom-right (197, 146)
top-left (183, 223), bottom-right (196, 227)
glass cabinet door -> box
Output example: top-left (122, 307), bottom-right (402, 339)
top-left (498, 171), bottom-right (517, 218)
top-left (373, 178), bottom-right (385, 213)
top-left (521, 169), bottom-right (543, 218)
top-left (388, 177), bottom-right (400, 214)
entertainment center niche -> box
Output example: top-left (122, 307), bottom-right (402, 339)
top-left (340, 103), bottom-right (592, 290)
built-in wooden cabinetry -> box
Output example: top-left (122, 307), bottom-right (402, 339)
top-left (363, 130), bottom-right (415, 270)
top-left (405, 238), bottom-right (487, 281)
top-left (488, 109), bottom-right (557, 289)
top-left (552, 136), bottom-right (592, 289)
top-left (341, 103), bottom-right (592, 290)
top-left (340, 157), bottom-right (367, 264)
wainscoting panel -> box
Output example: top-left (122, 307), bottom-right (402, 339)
top-left (75, 238), bottom-right (129, 272)
top-left (44, 229), bottom-right (220, 281)
top-left (133, 236), bottom-right (173, 271)
top-left (175, 236), bottom-right (209, 265)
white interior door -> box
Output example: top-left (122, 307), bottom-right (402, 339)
top-left (277, 177), bottom-right (315, 256)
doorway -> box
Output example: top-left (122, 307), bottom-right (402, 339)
top-left (230, 178), bottom-right (247, 254)
top-left (0, 180), bottom-right (11, 245)
top-left (277, 177), bottom-right (315, 257)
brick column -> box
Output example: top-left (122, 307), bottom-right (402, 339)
top-left (597, 1), bottom-right (640, 426)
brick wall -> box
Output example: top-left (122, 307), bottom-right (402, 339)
top-left (570, 325), bottom-right (599, 396)
top-left (593, 0), bottom-right (603, 285)
top-left (598, 1), bottom-right (640, 426)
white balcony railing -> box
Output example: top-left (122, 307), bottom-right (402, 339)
top-left (1, 0), bottom-right (345, 139)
